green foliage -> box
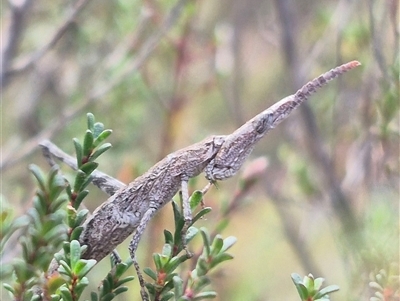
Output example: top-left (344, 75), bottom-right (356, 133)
top-left (291, 273), bottom-right (339, 301)
top-left (2, 164), bottom-right (69, 301)
top-left (90, 259), bottom-right (135, 301)
top-left (143, 193), bottom-right (236, 301)
top-left (1, 112), bottom-right (236, 301)
top-left (1, 113), bottom-right (132, 301)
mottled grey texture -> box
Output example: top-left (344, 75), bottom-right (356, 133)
top-left (205, 61), bottom-right (360, 181)
top-left (79, 135), bottom-right (226, 261)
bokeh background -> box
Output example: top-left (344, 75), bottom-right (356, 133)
top-left (1, 0), bottom-right (399, 300)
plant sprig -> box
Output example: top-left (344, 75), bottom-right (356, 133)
top-left (143, 191), bottom-right (236, 301)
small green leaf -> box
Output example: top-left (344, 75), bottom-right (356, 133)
top-left (191, 207), bottom-right (212, 225)
top-left (210, 235), bottom-right (224, 256)
top-left (144, 267), bottom-right (157, 281)
top-left (196, 258), bottom-right (208, 277)
top-left (160, 291), bottom-right (174, 301)
top-left (43, 224), bottom-right (67, 242)
top-left (79, 176), bottom-right (93, 192)
top-left (100, 293), bottom-right (115, 301)
top-left (101, 276), bottom-right (111, 294)
top-left (313, 284), bottom-right (339, 299)
top-left (293, 283), bottom-right (309, 300)
top-left (192, 276), bottom-right (211, 292)
top-left (89, 143), bottom-right (112, 161)
top-left (172, 201), bottom-right (182, 227)
top-left (59, 286), bottom-right (73, 301)
top-left (47, 165), bottom-right (61, 187)
top-left (87, 113), bottom-right (95, 132)
top-left (74, 190), bottom-right (90, 210)
top-left (29, 164), bottom-right (46, 192)
top-left (33, 194), bottom-right (47, 216)
top-left (115, 276), bottom-right (135, 287)
top-left (200, 228), bottom-right (211, 256)
top-left (153, 253), bottom-right (162, 270)
top-left (70, 226), bottom-right (84, 241)
top-left (189, 190), bottom-right (204, 210)
top-left (3, 283), bottom-right (15, 294)
top-left (145, 282), bottom-right (156, 295)
top-left (93, 122), bottom-right (105, 138)
top-left (221, 236), bottom-right (237, 252)
top-left (47, 274), bottom-right (66, 294)
top-left (83, 130), bottom-right (94, 157)
top-left (75, 209), bottom-right (89, 226)
top-left (74, 259), bottom-right (96, 278)
top-left (158, 254), bottom-right (170, 268)
top-left (210, 253), bottom-right (234, 269)
top-left (185, 226), bottom-right (199, 244)
top-left (164, 230), bottom-right (174, 244)
top-left (113, 286), bottom-right (129, 297)
top-left (90, 292), bottom-right (98, 301)
top-left (50, 295), bottom-right (61, 301)
top-left (74, 277), bottom-right (89, 295)
top-left (164, 254), bottom-right (188, 274)
top-left (93, 129), bottom-right (113, 148)
top-left (162, 244), bottom-right (172, 257)
top-left (314, 277), bottom-right (325, 291)
top-left (304, 274), bottom-right (314, 292)
top-left (73, 170), bottom-right (87, 193)
top-left (173, 275), bottom-right (184, 297)
top-left (80, 162), bottom-right (99, 175)
top-left (291, 273), bottom-right (303, 285)
top-left (193, 291), bottom-right (217, 300)
top-left (58, 260), bottom-right (73, 277)
top-left (49, 196), bottom-right (68, 212)
top-left (73, 138), bottom-right (83, 167)
top-left (115, 259), bottom-right (133, 276)
top-left (291, 274), bottom-right (310, 300)
top-left (69, 240), bottom-right (82, 269)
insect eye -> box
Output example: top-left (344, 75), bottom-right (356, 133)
top-left (254, 114), bottom-right (271, 134)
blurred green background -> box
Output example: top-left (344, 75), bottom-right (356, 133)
top-left (1, 0), bottom-right (399, 300)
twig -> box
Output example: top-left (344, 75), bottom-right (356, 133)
top-left (39, 140), bottom-right (126, 196)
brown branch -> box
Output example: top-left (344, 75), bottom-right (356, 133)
top-left (39, 140), bottom-right (126, 196)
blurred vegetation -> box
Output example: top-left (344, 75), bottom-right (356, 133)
top-left (1, 0), bottom-right (398, 300)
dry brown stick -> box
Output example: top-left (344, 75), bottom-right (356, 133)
top-left (39, 140), bottom-right (126, 196)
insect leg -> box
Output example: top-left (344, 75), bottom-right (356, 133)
top-left (128, 207), bottom-right (157, 301)
top-left (180, 177), bottom-right (193, 257)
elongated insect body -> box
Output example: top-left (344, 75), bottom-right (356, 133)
top-left (41, 61), bottom-right (361, 301)
top-left (205, 61), bottom-right (361, 181)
